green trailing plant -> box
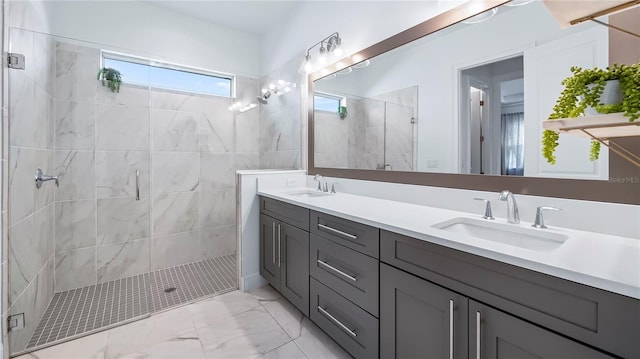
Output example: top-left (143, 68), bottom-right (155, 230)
top-left (542, 62), bottom-right (640, 164)
top-left (338, 105), bottom-right (348, 119)
top-left (97, 67), bottom-right (122, 93)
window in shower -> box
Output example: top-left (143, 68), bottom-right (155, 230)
top-left (102, 52), bottom-right (234, 97)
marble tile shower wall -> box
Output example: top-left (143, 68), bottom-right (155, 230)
top-left (347, 98), bottom-right (385, 169)
top-left (7, 29), bottom-right (57, 352)
top-left (52, 41), bottom-right (260, 295)
top-left (259, 56), bottom-right (302, 170)
top-left (313, 111), bottom-right (348, 168)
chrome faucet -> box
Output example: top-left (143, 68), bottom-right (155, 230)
top-left (498, 190), bottom-right (519, 224)
top-left (313, 174), bottom-right (328, 192)
top-left (532, 206), bottom-right (561, 229)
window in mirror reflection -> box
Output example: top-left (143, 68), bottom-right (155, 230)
top-left (314, 93), bottom-right (344, 113)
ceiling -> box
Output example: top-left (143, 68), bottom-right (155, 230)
top-left (144, 0), bottom-right (302, 35)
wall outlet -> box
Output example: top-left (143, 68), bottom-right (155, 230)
top-left (427, 160), bottom-right (438, 168)
top-left (286, 178), bottom-right (297, 187)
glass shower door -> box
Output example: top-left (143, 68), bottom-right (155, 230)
top-left (6, 28), bottom-right (152, 355)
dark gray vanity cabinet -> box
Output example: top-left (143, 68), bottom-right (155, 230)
top-left (259, 198), bottom-right (310, 316)
top-left (469, 300), bottom-right (614, 359)
top-left (308, 210), bottom-right (380, 359)
top-left (380, 263), bottom-right (468, 359)
top-left (380, 229), bottom-right (638, 359)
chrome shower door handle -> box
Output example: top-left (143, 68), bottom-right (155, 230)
top-left (135, 170), bottom-right (140, 201)
top-left (35, 169), bottom-right (59, 189)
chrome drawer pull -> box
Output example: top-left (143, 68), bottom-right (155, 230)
top-left (272, 222), bottom-right (276, 264)
top-left (318, 223), bottom-right (357, 240)
top-left (317, 306), bottom-right (357, 338)
top-left (277, 224), bottom-right (281, 268)
top-left (317, 260), bottom-right (357, 282)
top-left (476, 311), bottom-right (481, 359)
top-left (449, 299), bottom-right (454, 359)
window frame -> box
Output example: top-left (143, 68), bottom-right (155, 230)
top-left (314, 92), bottom-right (345, 113)
top-left (100, 50), bottom-right (236, 98)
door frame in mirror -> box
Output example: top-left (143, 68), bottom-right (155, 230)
top-left (307, 0), bottom-right (639, 205)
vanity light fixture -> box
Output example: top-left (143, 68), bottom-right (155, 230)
top-left (303, 32), bottom-right (343, 73)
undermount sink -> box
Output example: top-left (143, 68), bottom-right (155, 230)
top-left (432, 217), bottom-right (568, 251)
top-left (283, 188), bottom-right (333, 199)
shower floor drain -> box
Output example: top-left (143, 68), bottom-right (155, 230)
top-left (164, 287), bottom-right (177, 293)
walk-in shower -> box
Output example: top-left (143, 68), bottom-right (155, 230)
top-left (5, 29), bottom-right (253, 356)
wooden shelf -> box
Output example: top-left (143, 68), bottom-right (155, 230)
top-left (542, 113), bottom-right (640, 140)
top-left (543, 113), bottom-right (640, 169)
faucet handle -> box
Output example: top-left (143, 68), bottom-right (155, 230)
top-left (532, 206), bottom-right (561, 229)
top-left (473, 198), bottom-right (495, 220)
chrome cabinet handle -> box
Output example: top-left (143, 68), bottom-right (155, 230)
top-left (317, 306), bottom-right (357, 338)
top-left (317, 260), bottom-right (357, 282)
top-left (476, 311), bottom-right (481, 359)
top-left (35, 168), bottom-right (58, 188)
top-left (135, 170), bottom-right (140, 201)
top-left (317, 223), bottom-right (357, 240)
top-left (277, 224), bottom-right (281, 268)
top-left (449, 299), bottom-right (454, 359)
top-left (272, 222), bottom-right (276, 264)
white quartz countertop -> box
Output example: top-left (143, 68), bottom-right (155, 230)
top-left (258, 188), bottom-right (640, 300)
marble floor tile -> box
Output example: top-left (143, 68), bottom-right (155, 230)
top-left (197, 306), bottom-right (290, 359)
top-left (262, 298), bottom-right (304, 340)
top-left (115, 330), bottom-right (205, 359)
top-left (14, 287), bottom-right (351, 359)
top-left (185, 290), bottom-right (262, 329)
top-left (104, 306), bottom-right (195, 359)
top-left (256, 341), bottom-right (309, 359)
top-left (248, 284), bottom-right (281, 302)
top-left (293, 317), bottom-right (351, 359)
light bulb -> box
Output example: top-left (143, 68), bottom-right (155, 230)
top-left (334, 48), bottom-right (343, 57)
top-left (304, 61), bottom-right (313, 72)
top-left (261, 88), bottom-right (268, 94)
top-left (269, 83), bottom-right (276, 90)
top-left (318, 56), bottom-right (327, 65)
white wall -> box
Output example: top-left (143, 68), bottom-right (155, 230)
top-left (260, 0), bottom-right (466, 76)
top-left (41, 1), bottom-right (261, 77)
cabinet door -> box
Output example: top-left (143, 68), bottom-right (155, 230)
top-left (380, 263), bottom-right (468, 359)
top-left (280, 222), bottom-right (310, 316)
top-left (469, 300), bottom-right (615, 359)
top-left (259, 214), bottom-right (280, 290)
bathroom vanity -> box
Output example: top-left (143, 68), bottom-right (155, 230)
top-left (258, 189), bottom-right (639, 359)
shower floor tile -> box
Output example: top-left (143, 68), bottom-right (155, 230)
top-left (25, 254), bottom-right (237, 351)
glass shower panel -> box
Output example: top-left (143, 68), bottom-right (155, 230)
top-left (384, 103), bottom-right (415, 171)
top-left (347, 97), bottom-right (385, 170)
top-left (7, 28), bottom-right (152, 355)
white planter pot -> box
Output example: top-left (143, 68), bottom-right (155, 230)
top-left (585, 80), bottom-right (623, 116)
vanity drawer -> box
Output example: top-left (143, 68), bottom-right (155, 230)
top-left (310, 277), bottom-right (379, 359)
top-left (310, 211), bottom-right (379, 258)
top-left (260, 197), bottom-right (309, 231)
top-left (380, 229), bottom-right (640, 359)
top-left (310, 234), bottom-right (379, 317)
